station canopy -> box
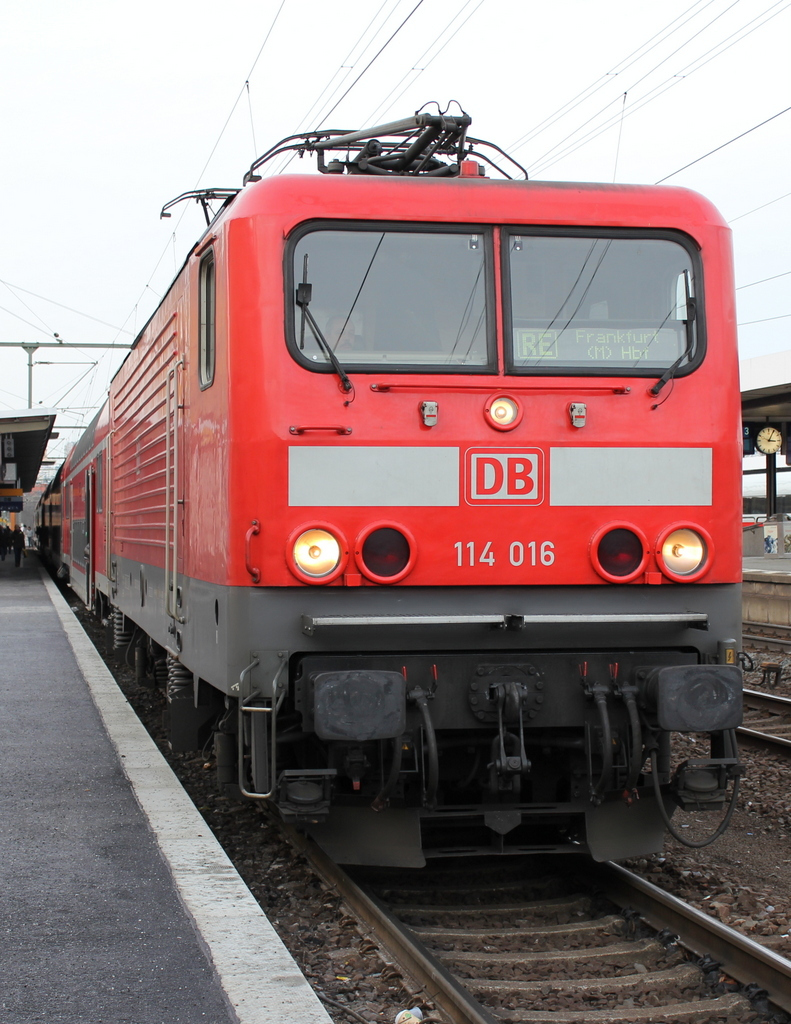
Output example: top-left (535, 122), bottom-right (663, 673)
top-left (741, 353), bottom-right (791, 509)
top-left (742, 352), bottom-right (791, 424)
top-left (0, 408), bottom-right (58, 493)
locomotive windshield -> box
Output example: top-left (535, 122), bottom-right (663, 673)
top-left (505, 232), bottom-right (699, 374)
top-left (290, 227), bottom-right (493, 370)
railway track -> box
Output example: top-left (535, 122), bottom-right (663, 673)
top-left (743, 621), bottom-right (791, 650)
top-left (62, 587), bottom-right (791, 1024)
top-left (738, 688), bottom-right (791, 755)
top-left (286, 830), bottom-right (791, 1024)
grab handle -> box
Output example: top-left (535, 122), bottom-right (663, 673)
top-left (245, 520), bottom-right (261, 584)
top-left (289, 425), bottom-right (352, 435)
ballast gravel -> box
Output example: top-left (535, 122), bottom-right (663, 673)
top-left (69, 600), bottom-right (791, 1023)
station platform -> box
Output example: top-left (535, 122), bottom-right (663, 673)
top-left (744, 555), bottom-right (791, 578)
top-left (0, 551), bottom-right (332, 1024)
top-left (743, 555), bottom-right (791, 633)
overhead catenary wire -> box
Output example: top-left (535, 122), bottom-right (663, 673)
top-left (266, 0), bottom-right (466, 181)
top-left (193, 0), bottom-right (288, 189)
top-left (612, 92), bottom-right (628, 182)
top-left (0, 309), bottom-right (128, 355)
top-left (523, 1), bottom-right (791, 178)
top-left (270, 0), bottom-right (429, 178)
top-left (245, 81), bottom-right (258, 160)
top-left (283, 0), bottom-right (396, 134)
top-left (0, 278), bottom-right (132, 334)
top-left (7, 2), bottom-right (789, 426)
top-left (656, 103), bottom-right (791, 182)
top-left (507, 0), bottom-right (731, 155)
top-left (736, 270), bottom-right (791, 290)
top-left (71, 1), bottom-right (288, 413)
top-left (110, 0), bottom-right (290, 353)
top-left (40, 363), bottom-right (102, 409)
top-left (0, 387), bottom-right (27, 410)
top-left (526, 1), bottom-right (791, 178)
top-left (269, 0), bottom-right (490, 181)
top-left (729, 190), bottom-right (791, 223)
top-left (1, 280), bottom-right (57, 337)
top-left (263, 0), bottom-right (400, 177)
top-left (0, 310), bottom-right (128, 413)
top-left (312, 0), bottom-right (427, 130)
top-left (361, 0), bottom-right (488, 127)
top-left (7, 1), bottom-right (291, 426)
top-left (0, 304), bottom-right (58, 337)
top-left (738, 313), bottom-right (791, 326)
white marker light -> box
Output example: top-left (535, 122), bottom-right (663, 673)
top-left (661, 528), bottom-right (706, 576)
top-left (485, 395), bottom-right (521, 430)
top-left (293, 529), bottom-right (341, 577)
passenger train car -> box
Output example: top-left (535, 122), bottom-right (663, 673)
top-left (41, 112), bottom-right (743, 866)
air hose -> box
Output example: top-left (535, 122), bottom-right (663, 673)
top-left (648, 730), bottom-right (741, 849)
top-left (413, 690), bottom-right (439, 809)
top-left (591, 687), bottom-right (614, 802)
top-left (622, 686), bottom-right (644, 799)
top-left (371, 736), bottom-right (404, 812)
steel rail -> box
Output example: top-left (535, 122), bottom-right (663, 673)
top-left (738, 687), bottom-right (791, 754)
top-left (744, 620), bottom-right (791, 635)
top-left (743, 621), bottom-right (791, 649)
top-left (287, 824), bottom-right (791, 1019)
top-left (743, 633), bottom-right (791, 650)
top-left (738, 725), bottom-right (791, 753)
top-left (596, 861), bottom-right (791, 1014)
top-left (283, 827), bottom-right (500, 1024)
top-left (743, 687), bottom-right (791, 713)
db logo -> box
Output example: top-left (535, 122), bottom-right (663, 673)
top-left (465, 448), bottom-right (544, 505)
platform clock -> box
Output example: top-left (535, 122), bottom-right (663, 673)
top-left (756, 425), bottom-right (783, 455)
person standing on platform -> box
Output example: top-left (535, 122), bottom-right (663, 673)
top-left (0, 525), bottom-right (8, 561)
top-left (12, 526), bottom-right (25, 567)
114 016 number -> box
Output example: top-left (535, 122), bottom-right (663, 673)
top-left (454, 540), bottom-right (555, 567)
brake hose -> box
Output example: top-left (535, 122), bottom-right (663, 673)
top-left (622, 687), bottom-right (643, 799)
top-left (371, 736), bottom-right (404, 812)
top-left (648, 730), bottom-right (741, 849)
top-left (414, 691), bottom-right (439, 809)
top-left (591, 687), bottom-right (614, 802)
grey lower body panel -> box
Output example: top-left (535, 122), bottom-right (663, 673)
top-left (109, 562), bottom-right (742, 864)
top-left (110, 557), bottom-right (741, 687)
top-left (128, 573), bottom-right (741, 692)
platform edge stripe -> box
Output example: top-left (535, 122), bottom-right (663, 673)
top-left (38, 570), bottom-right (333, 1024)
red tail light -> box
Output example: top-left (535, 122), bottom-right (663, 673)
top-left (358, 525), bottom-right (414, 583)
top-left (592, 525), bottom-right (647, 582)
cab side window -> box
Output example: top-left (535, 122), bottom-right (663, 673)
top-left (199, 250), bottom-right (216, 388)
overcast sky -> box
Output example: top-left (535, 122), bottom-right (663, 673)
top-left (1, 0), bottom-right (789, 463)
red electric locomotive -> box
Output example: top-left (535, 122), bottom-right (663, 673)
top-left (49, 112), bottom-right (743, 865)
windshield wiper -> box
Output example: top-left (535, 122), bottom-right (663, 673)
top-left (295, 279), bottom-right (353, 394)
top-left (650, 271), bottom-right (696, 399)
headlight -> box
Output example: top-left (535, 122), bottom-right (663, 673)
top-left (292, 529), bottom-right (341, 578)
top-left (659, 527), bottom-right (707, 578)
top-left (485, 394), bottom-right (522, 431)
